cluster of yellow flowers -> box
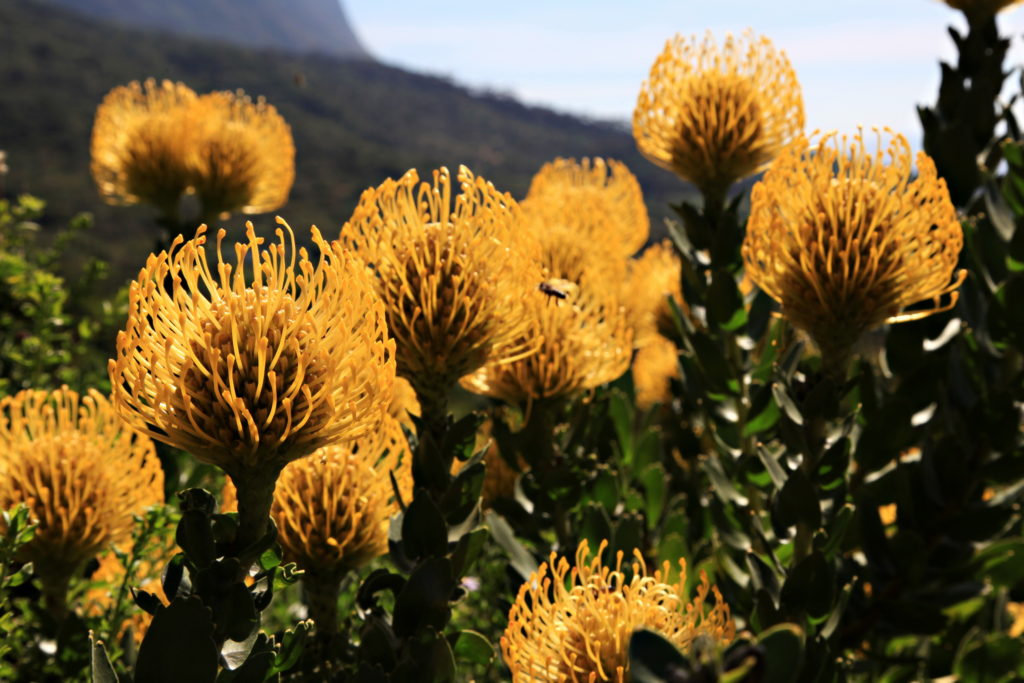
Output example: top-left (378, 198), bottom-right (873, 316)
top-left (4, 1), bottom-right (992, 669)
top-left (91, 78), bottom-right (294, 220)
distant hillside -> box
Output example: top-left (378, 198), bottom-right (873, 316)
top-left (40, 0), bottom-right (371, 60)
top-left (1, 0), bottom-right (689, 291)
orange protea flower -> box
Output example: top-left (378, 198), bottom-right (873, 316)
top-left (188, 90), bottom-right (295, 218)
top-left (461, 275), bottom-right (632, 405)
top-left (522, 158), bottom-right (649, 257)
top-left (742, 129), bottom-right (966, 373)
top-left (91, 79), bottom-right (198, 215)
top-left (389, 376), bottom-right (421, 428)
top-left (634, 31), bottom-right (804, 199)
top-left (633, 335), bottom-right (680, 410)
top-left (109, 218), bottom-right (394, 550)
top-left (626, 240), bottom-right (686, 348)
top-left (502, 540), bottom-right (735, 683)
top-left (0, 387), bottom-right (164, 616)
top-left (91, 79), bottom-right (294, 220)
top-left (340, 166), bottom-right (540, 417)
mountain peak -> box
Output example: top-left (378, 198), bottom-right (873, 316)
top-left (39, 0), bottom-right (372, 60)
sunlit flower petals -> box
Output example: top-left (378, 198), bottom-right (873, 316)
top-left (501, 540), bottom-right (735, 682)
top-left (742, 129), bottom-right (965, 371)
top-left (634, 31), bottom-right (804, 197)
top-left (222, 414), bottom-right (411, 578)
top-left (0, 388), bottom-right (163, 592)
top-left (523, 157), bottom-right (649, 257)
top-left (626, 240), bottom-right (686, 348)
top-left (460, 273), bottom-right (632, 405)
top-left (109, 218), bottom-right (395, 476)
top-left (189, 90), bottom-right (295, 216)
top-left (90, 78), bottom-right (198, 212)
top-left (633, 335), bottom-right (680, 410)
top-left (340, 166), bottom-right (541, 408)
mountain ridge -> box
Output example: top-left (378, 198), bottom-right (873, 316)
top-left (38, 0), bottom-right (372, 60)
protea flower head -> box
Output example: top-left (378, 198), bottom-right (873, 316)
top-left (109, 218), bottom-right (395, 551)
top-left (522, 157), bottom-right (649, 256)
top-left (501, 539), bottom-right (735, 683)
top-left (223, 412), bottom-right (411, 579)
top-left (91, 79), bottom-right (294, 220)
top-left (633, 335), bottom-right (680, 410)
top-left (634, 31), bottom-right (804, 200)
top-left (742, 129), bottom-right (966, 373)
top-left (91, 79), bottom-right (198, 215)
top-left (626, 240), bottom-right (686, 348)
top-left (188, 90), bottom-right (295, 218)
top-left (0, 387), bottom-right (164, 616)
top-left (460, 275), bottom-right (632, 405)
top-left (340, 166), bottom-right (540, 417)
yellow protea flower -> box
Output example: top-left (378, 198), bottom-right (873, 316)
top-left (502, 540), bottom-right (735, 682)
top-left (0, 387), bottom-right (164, 616)
top-left (91, 79), bottom-right (198, 214)
top-left (523, 158), bottom-right (649, 257)
top-left (340, 166), bottom-right (540, 416)
top-left (742, 129), bottom-right (966, 373)
top-left (461, 274), bottom-right (632, 405)
top-left (109, 219), bottom-right (395, 549)
top-left (633, 335), bottom-right (680, 410)
top-left (91, 79), bottom-right (294, 220)
top-left (634, 31), bottom-right (804, 199)
top-left (223, 413), bottom-right (410, 578)
top-left (626, 240), bottom-right (686, 348)
top-left (389, 376), bottom-right (421, 428)
top-left (189, 90), bottom-right (295, 218)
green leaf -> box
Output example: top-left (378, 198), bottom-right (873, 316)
top-left (452, 630), bottom-right (495, 669)
top-left (392, 558), bottom-right (454, 637)
top-left (774, 469), bottom-right (821, 530)
top-left (743, 387), bottom-right (780, 437)
top-left (270, 620), bottom-right (311, 675)
top-left (628, 629), bottom-right (689, 683)
top-left (756, 446), bottom-right (787, 491)
top-left (771, 382), bottom-right (803, 426)
top-left (707, 269), bottom-right (748, 332)
top-left (90, 632), bottom-right (120, 683)
top-left (134, 597), bottom-right (218, 683)
top-left (439, 462), bottom-right (484, 525)
top-left (485, 511), bottom-right (538, 580)
top-left (757, 624), bottom-right (805, 683)
top-left (401, 492), bottom-right (449, 561)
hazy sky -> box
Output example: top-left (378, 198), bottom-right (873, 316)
top-left (345, 1), bottom-right (1024, 145)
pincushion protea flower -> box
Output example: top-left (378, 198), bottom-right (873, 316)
top-left (340, 166), bottom-right (540, 421)
top-left (0, 387), bottom-right (164, 617)
top-left (742, 129), bottom-right (966, 374)
top-left (222, 413), bottom-right (411, 639)
top-left (523, 158), bottom-right (649, 256)
top-left (634, 31), bottom-right (804, 201)
top-left (91, 79), bottom-right (198, 216)
top-left (502, 540), bottom-right (735, 682)
top-left (626, 240), bottom-right (686, 348)
top-left (189, 90), bottom-right (295, 218)
top-left (633, 335), bottom-right (680, 410)
top-left (109, 218), bottom-right (395, 554)
top-left (460, 275), bottom-right (632, 405)
top-left (91, 79), bottom-right (294, 221)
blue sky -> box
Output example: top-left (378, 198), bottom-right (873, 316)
top-left (345, 1), bottom-right (1024, 146)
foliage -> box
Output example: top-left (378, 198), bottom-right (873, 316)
top-left (0, 193), bottom-right (121, 395)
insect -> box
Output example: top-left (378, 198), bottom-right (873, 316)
top-left (538, 278), bottom-right (578, 301)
